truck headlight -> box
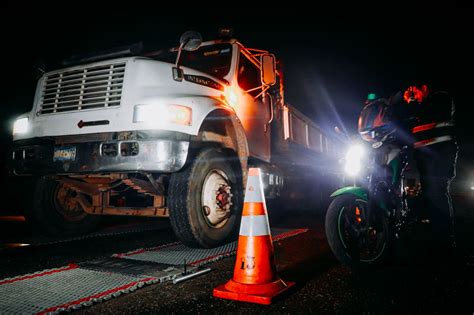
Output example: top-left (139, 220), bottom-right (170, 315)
top-left (13, 117), bottom-right (29, 135)
top-left (133, 104), bottom-right (192, 126)
top-left (344, 144), bottom-right (365, 176)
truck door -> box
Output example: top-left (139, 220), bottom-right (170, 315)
top-left (236, 52), bottom-right (271, 162)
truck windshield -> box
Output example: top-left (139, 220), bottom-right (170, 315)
top-left (152, 43), bottom-right (232, 81)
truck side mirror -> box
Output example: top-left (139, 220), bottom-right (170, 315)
top-left (261, 54), bottom-right (276, 86)
top-left (173, 31), bottom-right (203, 81)
top-left (179, 31), bottom-right (203, 52)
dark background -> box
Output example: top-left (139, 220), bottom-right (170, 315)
top-left (0, 2), bottom-right (472, 212)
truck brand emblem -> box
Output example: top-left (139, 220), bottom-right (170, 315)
top-left (184, 74), bottom-right (224, 91)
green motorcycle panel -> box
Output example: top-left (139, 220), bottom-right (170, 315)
top-left (330, 186), bottom-right (368, 201)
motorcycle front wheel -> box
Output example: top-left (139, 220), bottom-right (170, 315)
top-left (325, 194), bottom-right (391, 268)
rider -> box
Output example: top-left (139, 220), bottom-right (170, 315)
top-left (390, 84), bottom-right (458, 254)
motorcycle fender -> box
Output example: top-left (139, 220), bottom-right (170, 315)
top-left (330, 187), bottom-right (390, 216)
top-left (330, 186), bottom-right (368, 201)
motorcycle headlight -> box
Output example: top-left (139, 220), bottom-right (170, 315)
top-left (344, 144), bottom-right (365, 176)
top-left (13, 117), bottom-right (29, 135)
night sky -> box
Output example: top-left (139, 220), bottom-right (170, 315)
top-left (0, 3), bottom-right (472, 169)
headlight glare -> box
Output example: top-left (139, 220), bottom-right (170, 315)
top-left (133, 104), bottom-right (192, 126)
top-left (13, 117), bottom-right (29, 135)
top-left (344, 144), bottom-right (365, 176)
top-left (225, 87), bottom-right (239, 107)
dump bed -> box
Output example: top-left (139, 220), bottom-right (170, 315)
top-left (271, 103), bottom-right (343, 171)
top-left (269, 103), bottom-right (344, 208)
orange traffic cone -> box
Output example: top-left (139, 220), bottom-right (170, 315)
top-left (213, 168), bottom-right (295, 305)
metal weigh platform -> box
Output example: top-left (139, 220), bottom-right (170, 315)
top-left (0, 220), bottom-right (169, 249)
top-left (0, 228), bottom-right (308, 314)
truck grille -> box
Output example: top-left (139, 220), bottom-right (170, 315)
top-left (38, 61), bottom-right (126, 115)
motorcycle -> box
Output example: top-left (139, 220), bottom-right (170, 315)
top-left (325, 99), bottom-right (424, 267)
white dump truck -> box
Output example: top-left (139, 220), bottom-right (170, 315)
top-left (10, 31), bottom-right (342, 247)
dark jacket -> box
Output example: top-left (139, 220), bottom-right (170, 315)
top-left (391, 90), bottom-right (455, 148)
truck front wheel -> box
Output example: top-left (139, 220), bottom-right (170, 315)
top-left (25, 177), bottom-right (100, 236)
top-left (168, 148), bottom-right (243, 248)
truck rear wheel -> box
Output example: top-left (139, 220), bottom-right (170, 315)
top-left (168, 148), bottom-right (243, 248)
top-left (25, 177), bottom-right (100, 236)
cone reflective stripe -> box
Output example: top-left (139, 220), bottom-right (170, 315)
top-left (240, 168), bottom-right (270, 236)
top-left (239, 215), bottom-right (270, 237)
top-left (213, 168), bottom-right (295, 305)
top-left (242, 168), bottom-right (266, 203)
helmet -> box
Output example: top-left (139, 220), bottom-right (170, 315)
top-left (358, 98), bottom-right (395, 142)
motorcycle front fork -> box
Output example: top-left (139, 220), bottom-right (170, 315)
top-left (367, 181), bottom-right (409, 240)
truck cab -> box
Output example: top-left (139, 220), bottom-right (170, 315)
top-left (10, 33), bottom-right (281, 248)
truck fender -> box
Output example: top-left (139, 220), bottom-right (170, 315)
top-left (330, 186), bottom-right (368, 201)
top-left (195, 107), bottom-right (250, 187)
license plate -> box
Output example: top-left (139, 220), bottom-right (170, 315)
top-left (53, 145), bottom-right (77, 162)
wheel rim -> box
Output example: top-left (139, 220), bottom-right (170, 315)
top-left (337, 199), bottom-right (387, 263)
top-left (201, 169), bottom-right (232, 228)
top-left (53, 184), bottom-right (87, 222)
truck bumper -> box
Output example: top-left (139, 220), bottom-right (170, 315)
top-left (10, 137), bottom-right (190, 175)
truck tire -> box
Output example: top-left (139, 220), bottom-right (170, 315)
top-left (168, 148), bottom-right (243, 248)
top-left (25, 177), bottom-right (100, 236)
